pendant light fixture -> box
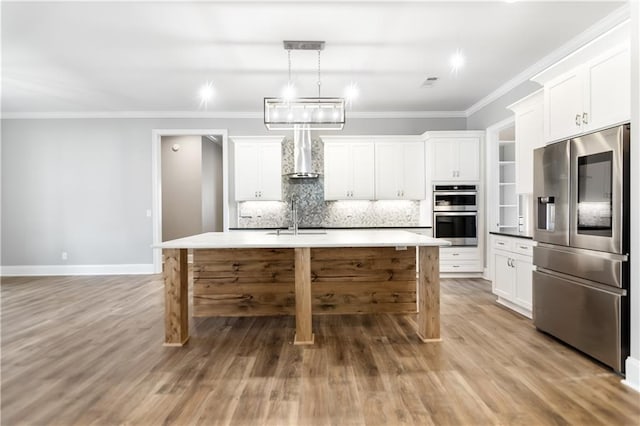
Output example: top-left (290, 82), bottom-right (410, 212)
top-left (264, 40), bottom-right (345, 130)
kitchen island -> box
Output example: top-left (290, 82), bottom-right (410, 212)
top-left (155, 230), bottom-right (449, 346)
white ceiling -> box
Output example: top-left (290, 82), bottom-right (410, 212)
top-left (1, 1), bottom-right (626, 115)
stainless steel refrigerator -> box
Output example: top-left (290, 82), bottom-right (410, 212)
top-left (532, 123), bottom-right (630, 373)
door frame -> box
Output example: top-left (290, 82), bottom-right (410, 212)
top-left (485, 116), bottom-right (516, 281)
top-left (151, 129), bottom-right (229, 273)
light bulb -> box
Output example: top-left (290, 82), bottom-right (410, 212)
top-left (282, 82), bottom-right (296, 101)
top-left (316, 109), bottom-right (324, 121)
top-left (287, 110), bottom-right (294, 121)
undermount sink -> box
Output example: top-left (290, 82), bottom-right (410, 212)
top-left (266, 230), bottom-right (327, 236)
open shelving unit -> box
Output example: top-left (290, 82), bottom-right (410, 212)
top-left (498, 140), bottom-right (518, 234)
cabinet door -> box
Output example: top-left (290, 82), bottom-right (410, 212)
top-left (258, 143), bottom-right (282, 200)
top-left (456, 138), bottom-right (480, 181)
top-left (399, 142), bottom-right (425, 199)
top-left (584, 46), bottom-right (630, 132)
top-left (375, 143), bottom-right (400, 199)
top-left (493, 251), bottom-right (514, 299)
top-left (431, 139), bottom-right (457, 181)
top-left (234, 143), bottom-right (260, 200)
top-left (350, 143), bottom-right (375, 200)
top-left (514, 257), bottom-right (533, 310)
top-left (545, 69), bottom-right (584, 142)
top-left (324, 143), bottom-right (351, 200)
top-left (515, 99), bottom-right (544, 194)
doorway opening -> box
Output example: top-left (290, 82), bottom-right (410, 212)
top-left (151, 129), bottom-right (229, 273)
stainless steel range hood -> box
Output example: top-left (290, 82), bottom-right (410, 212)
top-left (288, 124), bottom-right (319, 179)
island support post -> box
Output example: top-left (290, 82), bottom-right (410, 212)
top-left (163, 248), bottom-right (189, 346)
top-left (417, 246), bottom-right (441, 342)
top-left (294, 247), bottom-right (314, 345)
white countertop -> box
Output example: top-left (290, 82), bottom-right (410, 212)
top-left (155, 230), bottom-right (450, 249)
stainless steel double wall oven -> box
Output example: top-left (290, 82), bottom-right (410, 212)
top-left (433, 185), bottom-right (478, 246)
top-left (533, 124), bottom-right (630, 373)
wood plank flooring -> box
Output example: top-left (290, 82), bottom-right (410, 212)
top-left (2, 275), bottom-right (639, 425)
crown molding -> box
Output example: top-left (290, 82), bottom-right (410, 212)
top-left (347, 111), bottom-right (466, 119)
top-left (0, 111), bottom-right (264, 120)
top-left (2, 110), bottom-right (467, 120)
top-left (465, 3), bottom-right (631, 118)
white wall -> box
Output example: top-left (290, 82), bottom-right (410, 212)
top-left (0, 115), bottom-right (465, 272)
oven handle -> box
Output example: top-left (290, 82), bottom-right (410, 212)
top-left (433, 192), bottom-right (477, 196)
top-left (434, 212), bottom-right (477, 216)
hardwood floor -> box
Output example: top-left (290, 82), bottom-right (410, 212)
top-left (2, 275), bottom-right (639, 425)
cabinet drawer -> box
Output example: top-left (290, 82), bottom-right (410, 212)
top-left (440, 249), bottom-right (479, 261)
top-left (441, 260), bottom-right (483, 273)
top-left (513, 241), bottom-right (534, 257)
top-left (493, 237), bottom-right (513, 251)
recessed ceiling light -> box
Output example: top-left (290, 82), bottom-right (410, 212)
top-left (199, 81), bottom-right (214, 108)
top-left (450, 50), bottom-right (465, 73)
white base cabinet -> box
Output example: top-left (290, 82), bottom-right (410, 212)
top-left (491, 235), bottom-right (534, 318)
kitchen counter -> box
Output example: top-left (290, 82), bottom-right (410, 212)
top-left (155, 230), bottom-right (449, 346)
top-left (489, 231), bottom-right (534, 240)
top-left (158, 230), bottom-right (444, 249)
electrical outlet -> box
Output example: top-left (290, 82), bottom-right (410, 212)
top-left (146, 209), bottom-right (152, 217)
top-left (61, 251), bottom-right (68, 261)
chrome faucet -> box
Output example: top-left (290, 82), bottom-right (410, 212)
top-left (290, 195), bottom-right (299, 235)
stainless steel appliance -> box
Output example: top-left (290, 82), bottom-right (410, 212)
top-left (533, 124), bottom-right (630, 373)
top-left (433, 185), bottom-right (478, 246)
top-left (433, 185), bottom-right (478, 211)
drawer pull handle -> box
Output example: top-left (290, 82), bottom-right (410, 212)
top-left (519, 246), bottom-right (528, 250)
top-left (452, 253), bottom-right (459, 256)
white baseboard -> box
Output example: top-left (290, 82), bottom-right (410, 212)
top-left (1, 264), bottom-right (155, 277)
top-left (622, 356), bottom-right (640, 392)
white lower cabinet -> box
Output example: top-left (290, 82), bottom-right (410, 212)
top-left (440, 247), bottom-right (483, 273)
top-left (491, 235), bottom-right (534, 318)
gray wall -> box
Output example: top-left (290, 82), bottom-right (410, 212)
top-left (161, 135), bottom-right (204, 241)
top-left (201, 136), bottom-right (223, 233)
top-left (466, 81), bottom-right (542, 130)
top-left (1, 116), bottom-right (464, 267)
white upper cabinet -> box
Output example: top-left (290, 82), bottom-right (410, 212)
top-left (508, 89), bottom-right (544, 194)
top-left (233, 137), bottom-right (282, 201)
top-left (427, 132), bottom-right (481, 182)
top-left (323, 141), bottom-right (374, 200)
top-left (539, 44), bottom-right (630, 142)
top-left (375, 140), bottom-right (425, 200)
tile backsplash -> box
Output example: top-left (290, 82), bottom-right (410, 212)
top-left (236, 137), bottom-right (423, 228)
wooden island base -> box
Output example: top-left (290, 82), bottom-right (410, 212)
top-left (162, 244), bottom-right (440, 346)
